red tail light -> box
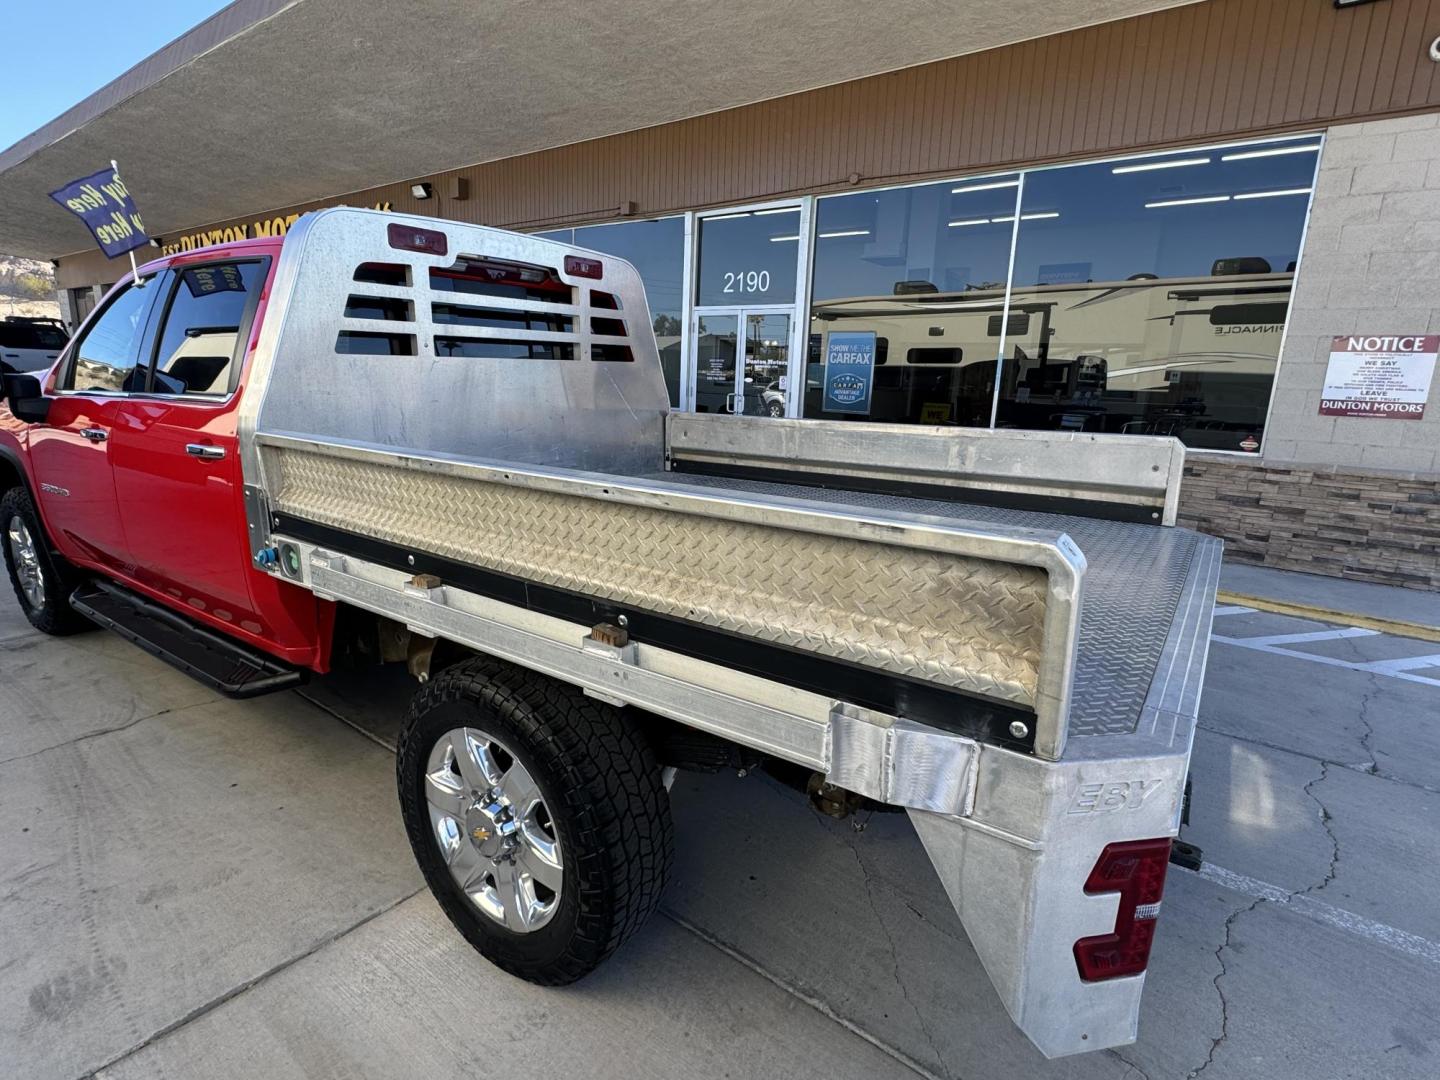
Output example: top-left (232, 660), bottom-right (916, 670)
top-left (1073, 838), bottom-right (1171, 981)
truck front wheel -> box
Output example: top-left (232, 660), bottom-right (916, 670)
top-left (396, 657), bottom-right (673, 984)
top-left (1, 488), bottom-right (89, 636)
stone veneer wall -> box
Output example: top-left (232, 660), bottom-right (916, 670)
top-left (1262, 114), bottom-right (1440, 472)
top-left (1179, 455), bottom-right (1440, 591)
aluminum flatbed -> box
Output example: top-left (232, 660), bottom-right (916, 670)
top-left (230, 208), bottom-right (1219, 1058)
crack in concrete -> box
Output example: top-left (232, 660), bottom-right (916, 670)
top-left (661, 908), bottom-right (948, 1080)
top-left (1107, 1046), bottom-right (1153, 1080)
top-left (0, 706), bottom-right (180, 768)
top-left (842, 826), bottom-right (954, 1080)
top-left (1298, 761), bottom-right (1341, 899)
top-left (77, 888), bottom-right (426, 1080)
top-left (1188, 893), bottom-right (1264, 1079)
top-left (1354, 673), bottom-right (1381, 776)
top-left (1195, 723), bottom-right (1440, 796)
top-left (1189, 758), bottom-right (1344, 1077)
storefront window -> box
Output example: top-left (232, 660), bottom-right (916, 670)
top-left (804, 174), bottom-right (1019, 427)
top-left (997, 140), bottom-right (1317, 451)
top-left (695, 208), bottom-right (801, 307)
top-left (797, 139), bottom-right (1317, 449)
top-left (538, 217), bottom-right (685, 406)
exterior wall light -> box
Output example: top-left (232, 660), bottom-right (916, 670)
top-left (411, 183), bottom-right (433, 199)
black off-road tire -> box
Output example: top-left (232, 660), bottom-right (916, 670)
top-left (0, 487), bottom-right (90, 636)
top-left (397, 656), bottom-right (673, 984)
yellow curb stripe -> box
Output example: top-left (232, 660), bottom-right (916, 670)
top-left (1215, 591), bottom-right (1440, 645)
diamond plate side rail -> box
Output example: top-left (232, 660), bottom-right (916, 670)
top-left (266, 444), bottom-right (1052, 708)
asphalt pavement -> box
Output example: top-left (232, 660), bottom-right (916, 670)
top-left (1, 569), bottom-right (1438, 1080)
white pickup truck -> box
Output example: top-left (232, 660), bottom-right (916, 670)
top-left (0, 208), bottom-right (1219, 1059)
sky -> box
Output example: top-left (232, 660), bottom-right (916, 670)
top-left (1, 1), bottom-right (232, 152)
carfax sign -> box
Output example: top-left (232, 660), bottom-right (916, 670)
top-left (1320, 335), bottom-right (1437, 419)
top-left (821, 330), bottom-right (877, 415)
top-left (48, 164), bottom-right (150, 259)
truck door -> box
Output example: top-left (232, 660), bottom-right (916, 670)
top-left (108, 259), bottom-right (270, 629)
top-left (27, 278), bottom-right (162, 573)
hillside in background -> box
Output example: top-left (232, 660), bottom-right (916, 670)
top-left (0, 254), bottom-right (61, 320)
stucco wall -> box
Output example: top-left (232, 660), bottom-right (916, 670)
top-left (1264, 114), bottom-right (1440, 474)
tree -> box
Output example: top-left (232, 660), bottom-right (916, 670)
top-left (15, 273), bottom-right (52, 301)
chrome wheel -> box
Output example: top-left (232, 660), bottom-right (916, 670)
top-left (424, 727), bottom-right (562, 933)
top-left (6, 514), bottom-right (45, 611)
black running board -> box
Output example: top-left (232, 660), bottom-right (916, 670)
top-left (69, 579), bottom-right (306, 698)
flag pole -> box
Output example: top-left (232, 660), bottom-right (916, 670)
top-left (111, 159), bottom-right (143, 288)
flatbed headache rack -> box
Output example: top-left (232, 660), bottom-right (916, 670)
top-left (239, 208), bottom-right (1220, 1057)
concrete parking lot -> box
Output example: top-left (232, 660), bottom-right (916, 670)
top-left (2, 575), bottom-right (1438, 1080)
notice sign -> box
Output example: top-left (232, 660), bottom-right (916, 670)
top-left (822, 331), bottom-right (877, 415)
top-left (1320, 335), bottom-right (1437, 419)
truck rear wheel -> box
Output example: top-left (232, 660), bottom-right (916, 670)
top-left (1, 487), bottom-right (89, 636)
top-left (396, 657), bottom-right (673, 984)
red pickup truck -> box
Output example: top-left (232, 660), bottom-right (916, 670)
top-left (0, 209), bottom-right (1217, 1059)
top-left (0, 239), bottom-right (330, 655)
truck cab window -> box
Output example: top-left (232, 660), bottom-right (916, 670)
top-left (64, 281), bottom-right (154, 393)
top-left (149, 263), bottom-right (263, 396)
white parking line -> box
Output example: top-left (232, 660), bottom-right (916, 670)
top-left (1367, 653), bottom-right (1440, 674)
top-left (1210, 605), bottom-right (1257, 617)
top-left (1232, 627), bottom-right (1379, 647)
top-left (1193, 862), bottom-right (1440, 967)
top-left (1211, 634), bottom-right (1440, 688)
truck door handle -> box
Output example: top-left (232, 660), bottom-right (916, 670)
top-left (185, 443), bottom-right (227, 460)
top-left (79, 427), bottom-right (108, 442)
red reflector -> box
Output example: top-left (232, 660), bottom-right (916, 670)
top-left (387, 223), bottom-right (448, 257)
top-left (564, 254), bottom-right (603, 280)
top-left (1074, 838), bottom-right (1172, 982)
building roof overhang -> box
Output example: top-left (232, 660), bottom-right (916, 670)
top-left (0, 0), bottom-right (1198, 260)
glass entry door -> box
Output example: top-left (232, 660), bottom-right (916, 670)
top-left (692, 309), bottom-right (791, 416)
top-left (686, 199), bottom-right (810, 417)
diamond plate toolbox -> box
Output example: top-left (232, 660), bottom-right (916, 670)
top-left (266, 445), bottom-right (1049, 706)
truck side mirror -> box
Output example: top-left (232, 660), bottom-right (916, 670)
top-left (1, 373), bottom-right (52, 424)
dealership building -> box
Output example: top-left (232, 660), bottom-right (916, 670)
top-left (0, 0), bottom-right (1437, 589)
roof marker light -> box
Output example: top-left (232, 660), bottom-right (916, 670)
top-left (387, 223), bottom-right (447, 256)
top-left (564, 255), bottom-right (603, 280)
